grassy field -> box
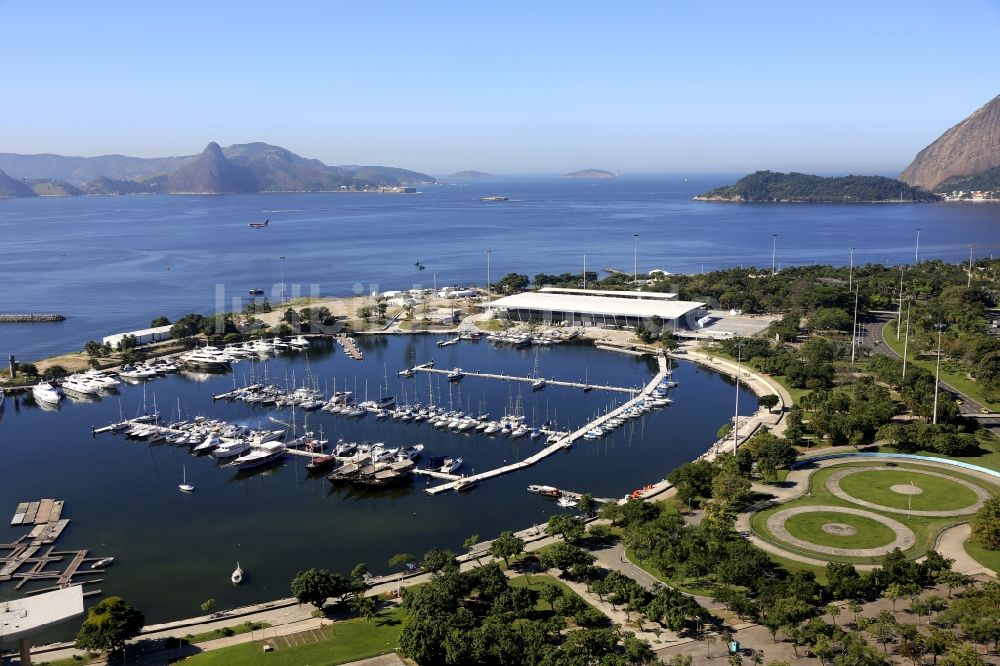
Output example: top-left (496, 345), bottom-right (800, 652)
top-left (837, 468), bottom-right (980, 511)
top-left (750, 461), bottom-right (996, 564)
top-left (965, 540), bottom-right (1000, 575)
top-left (181, 605), bottom-right (405, 666)
top-left (509, 573), bottom-right (596, 613)
top-left (883, 321), bottom-right (1000, 411)
top-left (184, 621), bottom-right (272, 644)
top-left (783, 511), bottom-right (897, 549)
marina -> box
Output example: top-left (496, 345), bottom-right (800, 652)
top-left (0, 328), bottom-right (758, 627)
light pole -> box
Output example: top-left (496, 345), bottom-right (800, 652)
top-left (850, 285), bottom-right (859, 365)
top-left (914, 227), bottom-right (921, 264)
top-left (849, 247), bottom-right (855, 291)
top-left (486, 249), bottom-right (492, 302)
top-left (733, 343), bottom-right (742, 455)
top-left (279, 255), bottom-right (286, 306)
top-left (633, 234), bottom-right (639, 286)
top-left (968, 243), bottom-right (975, 288)
top-left (771, 233), bottom-right (778, 276)
top-left (896, 266), bottom-right (904, 340)
top-left (932, 323), bottom-right (945, 424)
top-left (902, 300), bottom-right (911, 380)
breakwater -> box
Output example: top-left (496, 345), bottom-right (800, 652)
top-left (0, 313), bottom-right (65, 323)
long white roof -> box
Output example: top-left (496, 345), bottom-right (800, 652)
top-left (487, 291), bottom-right (704, 319)
top-left (0, 585), bottom-right (84, 642)
top-left (539, 287), bottom-right (678, 300)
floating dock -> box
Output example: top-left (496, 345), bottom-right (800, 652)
top-left (412, 366), bottom-right (638, 394)
top-left (424, 353), bottom-right (670, 494)
top-left (336, 335), bottom-right (364, 360)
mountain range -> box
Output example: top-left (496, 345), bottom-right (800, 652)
top-left (0, 142), bottom-right (436, 197)
top-left (900, 93), bottom-right (1000, 191)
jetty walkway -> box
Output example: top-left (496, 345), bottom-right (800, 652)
top-left (412, 366), bottom-right (638, 395)
top-left (423, 353), bottom-right (670, 494)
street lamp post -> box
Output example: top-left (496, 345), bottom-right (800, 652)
top-left (914, 227), bottom-right (921, 264)
top-left (902, 300), bottom-right (911, 380)
top-left (968, 243), bottom-right (975, 288)
top-left (279, 255), bottom-right (286, 306)
top-left (733, 343), bottom-right (742, 455)
top-left (771, 233), bottom-right (778, 276)
top-left (896, 266), bottom-right (904, 340)
top-left (849, 247), bottom-right (855, 291)
top-left (932, 323), bottom-right (946, 424)
top-left (850, 286), bottom-right (859, 365)
top-left (633, 234), bottom-right (639, 285)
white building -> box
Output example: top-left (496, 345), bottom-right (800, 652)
top-left (485, 289), bottom-right (704, 329)
top-left (102, 325), bottom-right (173, 348)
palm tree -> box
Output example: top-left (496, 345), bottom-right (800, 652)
top-left (350, 594), bottom-right (376, 622)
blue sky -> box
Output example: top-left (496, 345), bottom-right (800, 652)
top-left (1, 0), bottom-right (998, 174)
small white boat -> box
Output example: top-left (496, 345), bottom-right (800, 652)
top-left (179, 465), bottom-right (195, 493)
top-left (289, 335), bottom-right (310, 349)
top-left (557, 496), bottom-right (578, 509)
top-left (231, 562), bottom-right (244, 584)
top-left (91, 556), bottom-right (115, 569)
top-left (446, 367), bottom-right (465, 381)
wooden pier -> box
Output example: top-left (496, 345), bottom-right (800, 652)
top-left (424, 353), bottom-right (670, 494)
top-left (412, 366), bottom-right (638, 394)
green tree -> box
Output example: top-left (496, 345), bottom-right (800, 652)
top-left (885, 582), bottom-right (904, 612)
top-left (547, 514), bottom-right (586, 543)
top-left (488, 531), bottom-right (525, 567)
top-left (388, 552), bottom-right (416, 576)
top-left (350, 594), bottom-right (376, 622)
top-left (940, 644), bottom-right (987, 666)
top-left (758, 394), bottom-right (780, 412)
top-left (421, 548), bottom-right (458, 574)
top-left (151, 316), bottom-right (171, 327)
top-left (357, 305), bottom-right (372, 322)
top-left (971, 497), bottom-right (1000, 550)
top-left (200, 598), bottom-right (216, 616)
top-left (290, 568), bottom-right (350, 609)
top-left (538, 581), bottom-right (564, 610)
top-left (668, 655), bottom-right (693, 666)
top-left (42, 365), bottom-right (67, 381)
top-left (577, 492), bottom-right (597, 516)
top-left (825, 602), bottom-right (841, 626)
top-left (463, 534), bottom-right (481, 564)
top-left (538, 542), bottom-right (595, 576)
top-left (74, 596), bottom-right (145, 656)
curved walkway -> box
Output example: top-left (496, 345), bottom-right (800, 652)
top-left (766, 505), bottom-right (915, 557)
top-left (825, 465), bottom-right (990, 517)
top-left (935, 523), bottom-right (993, 578)
top-left (738, 452), bottom-right (1000, 575)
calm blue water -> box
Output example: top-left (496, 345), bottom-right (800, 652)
top-left (0, 336), bottom-right (755, 630)
top-left (1, 175), bottom-right (998, 361)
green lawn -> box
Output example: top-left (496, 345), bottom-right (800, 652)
top-left (837, 468), bottom-right (980, 511)
top-left (783, 511), bottom-right (897, 549)
top-left (883, 321), bottom-right (1000, 411)
top-left (877, 439), bottom-right (1000, 474)
top-left (965, 541), bottom-right (1000, 575)
top-left (750, 461), bottom-right (997, 564)
top-left (181, 605), bottom-right (405, 666)
top-left (184, 621), bottom-right (271, 644)
top-left (509, 573), bottom-right (595, 613)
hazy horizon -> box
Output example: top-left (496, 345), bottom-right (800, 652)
top-left (2, 1), bottom-right (998, 174)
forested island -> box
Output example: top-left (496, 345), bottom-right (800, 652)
top-left (695, 170), bottom-right (940, 203)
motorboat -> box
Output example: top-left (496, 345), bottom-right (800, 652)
top-left (334, 440), bottom-right (358, 457)
top-left (532, 378), bottom-right (546, 391)
top-left (61, 376), bottom-right (102, 396)
top-left (446, 367), bottom-right (465, 382)
top-left (557, 496), bottom-right (578, 509)
top-left (232, 442), bottom-right (287, 470)
top-left (213, 438), bottom-right (252, 459)
top-left (178, 348), bottom-right (231, 371)
top-left (398, 367), bottom-right (415, 378)
top-left (193, 436), bottom-right (221, 454)
top-left (91, 557), bottom-right (115, 569)
top-left (231, 562), bottom-right (244, 584)
top-left (32, 382), bottom-right (62, 405)
top-left (271, 337), bottom-right (291, 350)
top-left (305, 454), bottom-right (339, 472)
top-left (289, 335), bottom-right (310, 349)
top-left (440, 457), bottom-right (463, 474)
top-left (397, 444), bottom-right (424, 461)
top-left (528, 484), bottom-right (559, 494)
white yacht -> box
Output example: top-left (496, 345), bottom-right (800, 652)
top-left (80, 370), bottom-right (121, 389)
top-left (232, 442), bottom-right (287, 470)
top-left (61, 376), bottom-right (102, 396)
top-left (440, 457), bottom-right (463, 474)
top-left (32, 382), bottom-right (62, 405)
top-left (289, 335), bottom-right (310, 349)
top-left (231, 562), bottom-right (244, 585)
top-left (213, 438), bottom-right (252, 459)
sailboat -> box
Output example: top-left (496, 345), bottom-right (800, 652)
top-left (179, 465), bottom-right (195, 493)
top-left (531, 348), bottom-right (545, 390)
top-left (231, 562), bottom-right (244, 584)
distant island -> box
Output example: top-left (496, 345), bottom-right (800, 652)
top-left (448, 170), bottom-right (492, 178)
top-left (0, 142), bottom-right (437, 198)
top-left (563, 169), bottom-right (616, 179)
top-left (694, 171), bottom-right (940, 203)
